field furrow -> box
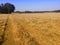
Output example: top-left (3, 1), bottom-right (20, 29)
top-left (0, 15), bottom-right (8, 45)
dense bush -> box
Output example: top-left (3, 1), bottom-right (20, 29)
top-left (0, 3), bottom-right (15, 14)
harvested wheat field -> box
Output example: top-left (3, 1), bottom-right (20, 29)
top-left (0, 13), bottom-right (60, 45)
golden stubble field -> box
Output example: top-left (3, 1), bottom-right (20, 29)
top-left (0, 13), bottom-right (60, 45)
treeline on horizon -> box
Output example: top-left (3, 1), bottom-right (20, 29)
top-left (0, 3), bottom-right (60, 14)
top-left (15, 10), bottom-right (60, 13)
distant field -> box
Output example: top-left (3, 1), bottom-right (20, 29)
top-left (0, 13), bottom-right (60, 45)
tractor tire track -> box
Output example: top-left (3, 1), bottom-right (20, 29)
top-left (0, 15), bottom-right (9, 45)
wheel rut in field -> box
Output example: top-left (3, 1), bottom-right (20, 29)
top-left (0, 15), bottom-right (9, 45)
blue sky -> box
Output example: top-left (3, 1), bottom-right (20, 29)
top-left (0, 0), bottom-right (60, 11)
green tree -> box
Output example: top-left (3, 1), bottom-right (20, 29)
top-left (0, 3), bottom-right (15, 14)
